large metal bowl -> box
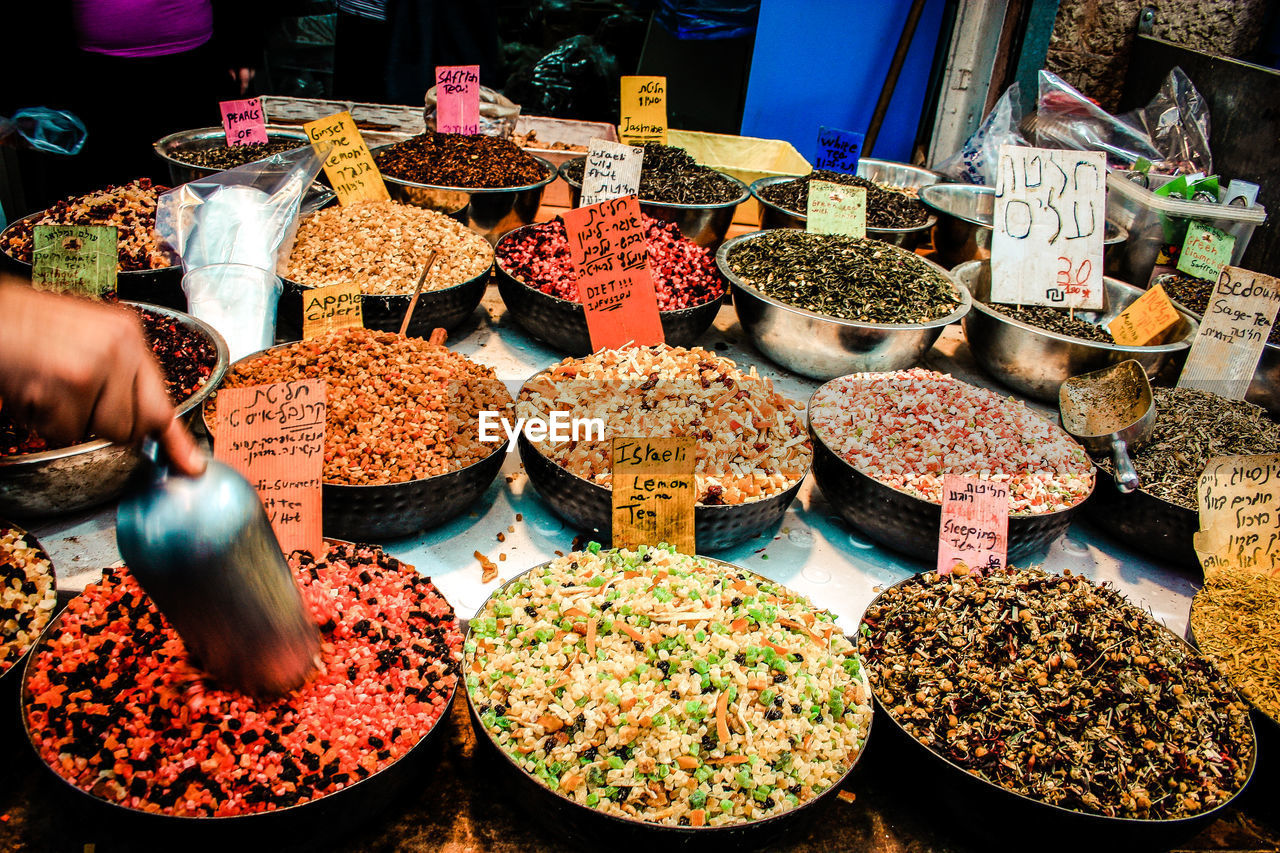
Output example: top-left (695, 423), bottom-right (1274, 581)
top-left (716, 231), bottom-right (971, 380)
top-left (559, 155), bottom-right (749, 251)
top-left (751, 159), bottom-right (940, 250)
top-left (1082, 463), bottom-right (1199, 568)
top-left (152, 125), bottom-right (311, 185)
top-left (0, 303), bottom-right (229, 518)
top-left (372, 147), bottom-right (557, 246)
top-left (955, 260), bottom-right (1199, 403)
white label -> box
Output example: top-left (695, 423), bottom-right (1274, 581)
top-left (580, 139), bottom-right (645, 207)
top-left (1178, 266), bottom-right (1280, 399)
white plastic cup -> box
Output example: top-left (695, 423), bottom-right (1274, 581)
top-left (182, 264), bottom-right (282, 361)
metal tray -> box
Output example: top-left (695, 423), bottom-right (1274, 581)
top-left (1082, 463), bottom-right (1199, 570)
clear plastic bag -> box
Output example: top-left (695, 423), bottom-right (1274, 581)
top-left (423, 85), bottom-right (521, 138)
top-left (934, 83), bottom-right (1028, 185)
top-left (655, 0), bottom-right (760, 39)
top-left (0, 107), bottom-right (87, 156)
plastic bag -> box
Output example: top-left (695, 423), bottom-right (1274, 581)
top-left (423, 85), bottom-right (521, 138)
top-left (0, 107), bottom-right (87, 156)
top-left (504, 35), bottom-right (620, 121)
top-left (655, 0), bottom-right (760, 39)
top-left (1118, 67), bottom-right (1211, 175)
top-left (934, 83), bottom-right (1028, 185)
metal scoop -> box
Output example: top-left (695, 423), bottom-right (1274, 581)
top-left (116, 438), bottom-right (321, 696)
top-left (1059, 360), bottom-right (1156, 495)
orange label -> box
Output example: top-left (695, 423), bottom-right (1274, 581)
top-left (619, 76), bottom-right (667, 145)
top-left (612, 437), bottom-right (695, 555)
top-left (302, 282), bottom-right (363, 340)
top-left (1107, 284), bottom-right (1181, 346)
top-left (562, 195), bottom-right (664, 351)
top-left (215, 379), bottom-right (326, 557)
top-left (303, 111), bottom-right (389, 206)
top-left (937, 475), bottom-right (1009, 575)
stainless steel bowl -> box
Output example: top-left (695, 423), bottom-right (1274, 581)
top-left (751, 159), bottom-right (940, 250)
top-left (559, 155), bottom-right (749, 251)
top-left (0, 303), bottom-right (230, 518)
top-left (152, 125), bottom-right (311, 185)
top-left (716, 231), bottom-right (971, 380)
top-left (373, 147), bottom-right (557, 246)
top-left (955, 260), bottom-right (1199, 402)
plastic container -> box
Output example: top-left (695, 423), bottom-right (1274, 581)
top-left (667, 129), bottom-right (811, 225)
top-left (182, 264), bottom-right (282, 361)
top-left (1105, 172), bottom-right (1267, 286)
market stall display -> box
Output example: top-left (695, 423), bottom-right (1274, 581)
top-left (1191, 569), bottom-right (1280, 723)
top-left (0, 523), bottom-right (57, 685)
top-left (152, 127), bottom-right (310, 184)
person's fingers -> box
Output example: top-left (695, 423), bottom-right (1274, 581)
top-left (159, 417), bottom-right (206, 478)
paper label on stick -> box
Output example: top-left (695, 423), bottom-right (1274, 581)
top-left (611, 437), bottom-right (695, 555)
top-left (302, 282), bottom-right (363, 340)
top-left (215, 379), bottom-right (326, 557)
top-left (304, 111), bottom-right (389, 206)
top-left (936, 475), bottom-right (1009, 576)
top-left (562, 195), bottom-right (664, 351)
top-left (220, 97), bottom-right (268, 146)
top-left (806, 181), bottom-right (866, 237)
top-left (31, 225), bottom-right (117, 298)
top-left (992, 146), bottom-right (1106, 310)
top-left (619, 76), bottom-right (667, 145)
top-left (435, 65), bottom-right (480, 134)
top-left (1107, 283), bottom-right (1181, 346)
top-left (814, 126), bottom-right (864, 175)
top-left (580, 139), bottom-right (645, 207)
top-left (1177, 221), bottom-right (1236, 282)
top-left (1194, 454), bottom-right (1280, 576)
top-left (1178, 266), bottom-right (1280, 399)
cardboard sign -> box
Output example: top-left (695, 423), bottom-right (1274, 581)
top-left (435, 65), bottom-right (480, 134)
top-left (814, 126), bottom-right (864, 174)
top-left (1107, 283), bottom-right (1181, 346)
top-left (936, 475), bottom-right (1009, 576)
top-left (30, 225), bottom-right (117, 298)
top-left (1177, 221), bottom-right (1236, 282)
top-left (1178, 266), bottom-right (1280, 400)
top-left (580, 139), bottom-right (645, 207)
top-left (611, 437), bottom-right (695, 554)
top-left (215, 379), bottom-right (326, 557)
top-left (992, 146), bottom-right (1107, 310)
top-left (303, 111), bottom-right (389, 206)
top-left (302, 282), bottom-right (363, 340)
top-left (806, 181), bottom-right (866, 237)
top-left (561, 195), bottom-right (664, 351)
top-left (619, 76), bottom-right (667, 145)
top-left (1194, 454), bottom-right (1280, 576)
top-left (220, 97), bottom-right (268, 146)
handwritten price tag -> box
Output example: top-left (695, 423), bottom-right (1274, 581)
top-left (937, 475), bottom-right (1009, 575)
top-left (215, 379), bottom-right (326, 557)
top-left (1177, 221), bottom-right (1236, 282)
top-left (31, 225), bottom-right (117, 298)
top-left (1107, 283), bottom-right (1181, 346)
top-left (619, 76), bottom-right (667, 145)
top-left (435, 65), bottom-right (480, 134)
top-left (220, 97), bottom-right (268, 146)
top-left (1178, 266), bottom-right (1280, 400)
top-left (302, 282), bottom-right (363, 340)
top-left (814, 126), bottom-right (864, 175)
top-left (562, 195), bottom-right (664, 351)
top-left (612, 437), bottom-right (695, 554)
top-left (806, 180), bottom-right (866, 237)
top-left (992, 145), bottom-right (1106, 310)
top-left (1194, 454), bottom-right (1280, 576)
top-left (580, 139), bottom-right (645, 207)
top-left (304, 111), bottom-right (389, 206)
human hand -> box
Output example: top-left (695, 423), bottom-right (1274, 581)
top-left (229, 67), bottom-right (257, 96)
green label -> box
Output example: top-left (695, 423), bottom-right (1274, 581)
top-left (1177, 221), bottom-right (1236, 282)
top-left (806, 181), bottom-right (866, 238)
top-left (31, 225), bottom-right (118, 297)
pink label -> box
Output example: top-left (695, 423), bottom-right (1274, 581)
top-left (937, 475), bottom-right (1009, 576)
top-left (435, 65), bottom-right (480, 134)
top-left (220, 97), bottom-right (268, 146)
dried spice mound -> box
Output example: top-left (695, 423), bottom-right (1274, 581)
top-left (210, 328), bottom-right (513, 485)
top-left (1192, 569), bottom-right (1280, 721)
top-left (1097, 387), bottom-right (1280, 510)
top-left (168, 139), bottom-right (306, 171)
top-left (0, 527), bottom-right (57, 675)
top-left (25, 542), bottom-right (461, 817)
top-left (860, 567), bottom-right (1254, 821)
top-left (562, 143), bottom-right (742, 206)
top-left (1154, 272), bottom-right (1280, 347)
top-left (725, 230), bottom-right (959, 323)
top-left (374, 132), bottom-right (548, 188)
top-left (758, 170), bottom-right (929, 229)
top-left (986, 302), bottom-right (1115, 344)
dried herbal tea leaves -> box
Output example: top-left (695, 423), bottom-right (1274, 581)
top-left (1191, 569), bottom-right (1280, 721)
top-left (758, 170), bottom-right (929, 229)
top-left (987, 303), bottom-right (1115, 343)
top-left (563, 143), bottom-right (741, 206)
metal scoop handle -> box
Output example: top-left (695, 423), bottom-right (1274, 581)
top-left (1110, 437), bottom-right (1140, 494)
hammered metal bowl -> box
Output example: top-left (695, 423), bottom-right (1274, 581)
top-left (1082, 464), bottom-right (1199, 569)
top-left (717, 231), bottom-right (971, 380)
top-left (0, 303), bottom-right (228, 518)
top-left (152, 125), bottom-right (311, 185)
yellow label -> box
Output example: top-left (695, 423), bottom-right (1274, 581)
top-left (1194, 454), bottom-right (1280, 576)
top-left (611, 437), bottom-right (694, 555)
top-left (619, 76), bottom-right (668, 146)
top-left (302, 282), bottom-right (364, 340)
top-left (806, 181), bottom-right (866, 238)
top-left (303, 111), bottom-right (389, 206)
top-left (1107, 284), bottom-right (1181, 346)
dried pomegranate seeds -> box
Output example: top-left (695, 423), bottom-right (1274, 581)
top-left (25, 542), bottom-right (461, 817)
top-left (497, 216), bottom-right (724, 311)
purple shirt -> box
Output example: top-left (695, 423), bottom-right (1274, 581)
top-left (74, 0), bottom-right (213, 58)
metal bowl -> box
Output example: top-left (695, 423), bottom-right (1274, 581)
top-left (1082, 463), bottom-right (1199, 568)
top-left (152, 125), bottom-right (311, 185)
top-left (751, 159), bottom-right (940, 250)
top-left (464, 556), bottom-right (873, 851)
top-left (716, 231), bottom-right (971, 380)
top-left (372, 147), bottom-right (557, 246)
top-left (0, 303), bottom-right (229, 519)
top-left (559, 155), bottom-right (749, 251)
top-left (954, 260), bottom-right (1199, 403)
top-left (0, 210), bottom-right (186, 310)
top-left (493, 223), bottom-right (724, 356)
